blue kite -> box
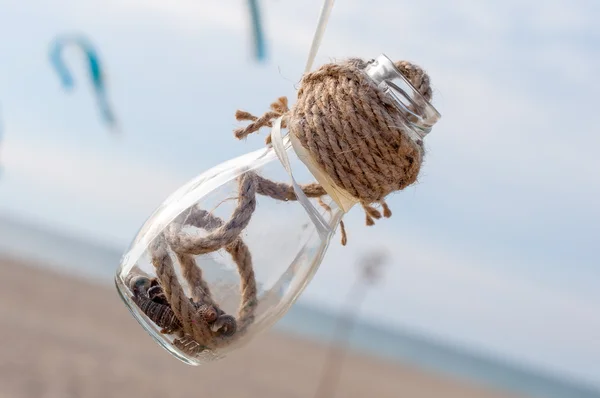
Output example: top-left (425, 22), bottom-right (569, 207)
top-left (49, 34), bottom-right (119, 132)
top-left (248, 0), bottom-right (267, 61)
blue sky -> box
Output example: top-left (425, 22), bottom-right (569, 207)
top-left (1, 0), bottom-right (599, 388)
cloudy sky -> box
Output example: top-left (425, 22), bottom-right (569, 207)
top-left (0, 0), bottom-right (599, 388)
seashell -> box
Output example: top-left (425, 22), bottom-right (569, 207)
top-left (148, 285), bottom-right (168, 305)
top-left (197, 304), bottom-right (219, 324)
top-left (127, 275), bottom-right (152, 298)
top-left (210, 315), bottom-right (237, 337)
top-left (131, 295), bottom-right (182, 334)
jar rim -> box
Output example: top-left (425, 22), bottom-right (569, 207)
top-left (363, 54), bottom-right (441, 140)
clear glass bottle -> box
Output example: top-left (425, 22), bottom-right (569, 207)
top-left (115, 54), bottom-right (440, 365)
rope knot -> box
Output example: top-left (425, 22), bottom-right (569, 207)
top-left (234, 96), bottom-right (290, 145)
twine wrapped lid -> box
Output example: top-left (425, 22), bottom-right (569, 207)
top-left (289, 56), bottom-right (438, 207)
top-left (235, 54), bottom-right (440, 224)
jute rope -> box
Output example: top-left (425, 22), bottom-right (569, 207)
top-left (128, 57), bottom-right (433, 356)
top-left (129, 171), bottom-right (336, 354)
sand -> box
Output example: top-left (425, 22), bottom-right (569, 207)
top-left (0, 257), bottom-right (519, 398)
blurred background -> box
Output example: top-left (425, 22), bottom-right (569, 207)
top-left (0, 0), bottom-right (599, 397)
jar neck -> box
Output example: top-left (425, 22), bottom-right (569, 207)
top-left (362, 54), bottom-right (441, 142)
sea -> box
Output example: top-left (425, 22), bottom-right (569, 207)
top-left (1, 213), bottom-right (599, 398)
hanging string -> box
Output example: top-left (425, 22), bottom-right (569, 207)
top-left (304, 0), bottom-right (336, 74)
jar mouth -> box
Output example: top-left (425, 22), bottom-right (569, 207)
top-left (363, 54), bottom-right (441, 141)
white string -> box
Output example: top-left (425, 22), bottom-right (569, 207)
top-left (269, 0), bottom-right (338, 240)
top-left (270, 117), bottom-right (331, 239)
top-left (304, 0), bottom-right (336, 74)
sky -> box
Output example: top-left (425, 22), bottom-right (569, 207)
top-left (0, 0), bottom-right (599, 388)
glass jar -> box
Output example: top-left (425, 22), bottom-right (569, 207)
top-left (115, 54), bottom-right (440, 365)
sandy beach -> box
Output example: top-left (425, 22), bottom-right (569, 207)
top-left (0, 256), bottom-right (518, 398)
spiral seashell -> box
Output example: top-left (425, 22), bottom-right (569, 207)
top-left (148, 285), bottom-right (168, 305)
top-left (197, 304), bottom-right (219, 324)
top-left (132, 295), bottom-right (182, 334)
top-left (211, 315), bottom-right (237, 337)
top-left (127, 275), bottom-right (152, 298)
